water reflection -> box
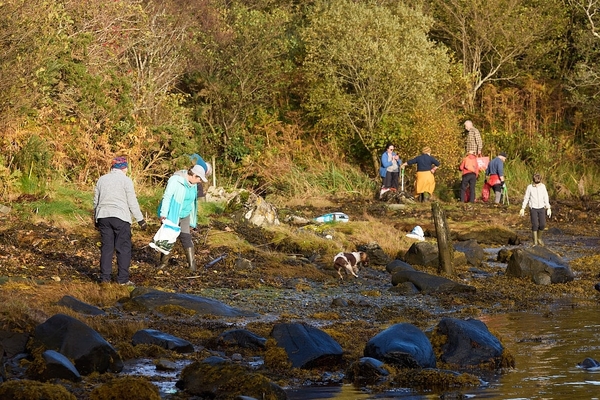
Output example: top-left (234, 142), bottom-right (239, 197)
top-left (287, 305), bottom-right (600, 399)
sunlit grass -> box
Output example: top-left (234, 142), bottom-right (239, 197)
top-left (0, 281), bottom-right (131, 333)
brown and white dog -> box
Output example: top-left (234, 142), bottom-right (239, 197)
top-left (333, 251), bottom-right (368, 280)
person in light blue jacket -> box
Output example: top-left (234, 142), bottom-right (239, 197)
top-left (379, 143), bottom-right (401, 196)
top-left (156, 164), bottom-right (207, 271)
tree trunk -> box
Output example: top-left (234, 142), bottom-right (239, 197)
top-left (371, 151), bottom-right (380, 182)
top-left (432, 202), bottom-right (453, 274)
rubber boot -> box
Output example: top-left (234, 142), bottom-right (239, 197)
top-left (494, 191), bottom-right (502, 204)
top-left (158, 252), bottom-right (171, 268)
top-left (537, 230), bottom-right (544, 247)
top-left (184, 246), bottom-right (196, 272)
top-left (532, 231), bottom-right (538, 246)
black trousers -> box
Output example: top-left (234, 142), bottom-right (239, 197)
top-left (460, 173), bottom-right (477, 202)
top-left (97, 217), bottom-right (132, 284)
top-left (383, 171), bottom-right (399, 190)
top-left (530, 208), bottom-right (546, 231)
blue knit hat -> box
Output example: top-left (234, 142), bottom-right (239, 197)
top-left (112, 156), bottom-right (128, 170)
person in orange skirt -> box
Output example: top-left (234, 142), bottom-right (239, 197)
top-left (401, 147), bottom-right (440, 202)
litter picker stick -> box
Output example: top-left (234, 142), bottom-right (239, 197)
top-left (401, 168), bottom-right (405, 191)
top-left (502, 183), bottom-right (510, 205)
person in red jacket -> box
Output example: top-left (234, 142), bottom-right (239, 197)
top-left (459, 151), bottom-right (479, 203)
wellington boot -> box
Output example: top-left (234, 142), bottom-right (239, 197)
top-left (532, 231), bottom-right (539, 246)
top-left (158, 252), bottom-right (171, 269)
top-left (184, 246), bottom-right (197, 272)
top-left (494, 191), bottom-right (502, 204)
top-left (537, 231), bottom-right (545, 247)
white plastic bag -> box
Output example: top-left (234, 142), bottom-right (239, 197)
top-left (149, 219), bottom-right (181, 255)
top-left (406, 225), bottom-right (425, 241)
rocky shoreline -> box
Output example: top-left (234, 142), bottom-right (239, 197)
top-left (0, 198), bottom-right (599, 398)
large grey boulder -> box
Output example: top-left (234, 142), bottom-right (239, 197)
top-left (243, 193), bottom-right (280, 227)
top-left (31, 350), bottom-right (82, 382)
top-left (57, 295), bottom-right (106, 316)
top-left (403, 242), bottom-right (438, 268)
top-left (506, 246), bottom-right (574, 284)
top-left (391, 270), bottom-right (476, 294)
top-left (271, 323), bottom-right (343, 369)
top-left (364, 323), bottom-right (436, 368)
top-left (386, 259), bottom-right (415, 274)
top-left (33, 314), bottom-right (122, 375)
top-left (453, 239), bottom-right (485, 268)
top-left (217, 329), bottom-right (267, 350)
top-left (126, 288), bottom-right (258, 317)
top-left (0, 331), bottom-right (29, 357)
top-left (434, 318), bottom-right (504, 368)
top-left (132, 329), bottom-right (194, 353)
top-left (358, 243), bottom-right (391, 266)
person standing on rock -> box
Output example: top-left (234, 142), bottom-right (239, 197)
top-left (519, 173), bottom-right (551, 246)
top-left (401, 147), bottom-right (440, 202)
top-left (93, 156), bottom-right (146, 285)
top-left (153, 164), bottom-right (207, 271)
top-left (464, 120), bottom-right (483, 156)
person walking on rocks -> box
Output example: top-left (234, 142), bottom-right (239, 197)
top-left (93, 156), bottom-right (146, 285)
top-left (401, 147), bottom-right (440, 202)
top-left (154, 164), bottom-right (208, 271)
top-left (464, 120), bottom-right (483, 156)
top-left (519, 173), bottom-right (551, 246)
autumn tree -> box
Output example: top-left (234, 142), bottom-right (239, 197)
top-left (181, 3), bottom-right (294, 162)
top-left (427, 0), bottom-right (564, 112)
top-left (300, 0), bottom-right (451, 173)
top-left (566, 0), bottom-right (600, 142)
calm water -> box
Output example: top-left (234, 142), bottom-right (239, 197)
top-left (287, 304), bottom-right (600, 400)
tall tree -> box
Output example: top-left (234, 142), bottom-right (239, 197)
top-left (300, 0), bottom-right (450, 173)
top-left (427, 0), bottom-right (563, 112)
top-left (182, 3), bottom-right (294, 161)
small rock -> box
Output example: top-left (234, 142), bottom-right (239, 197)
top-left (156, 359), bottom-right (178, 371)
top-left (331, 298), bottom-right (349, 307)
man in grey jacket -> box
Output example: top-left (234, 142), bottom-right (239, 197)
top-left (94, 157), bottom-right (146, 285)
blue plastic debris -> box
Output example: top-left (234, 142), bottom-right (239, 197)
top-left (314, 212), bottom-right (350, 223)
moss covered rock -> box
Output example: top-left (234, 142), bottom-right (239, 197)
top-left (89, 376), bottom-right (160, 400)
top-left (176, 361), bottom-right (287, 400)
top-left (0, 379), bottom-right (76, 400)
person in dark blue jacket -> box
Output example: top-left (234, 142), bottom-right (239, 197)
top-left (401, 147), bottom-right (440, 202)
top-left (485, 152), bottom-right (507, 204)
